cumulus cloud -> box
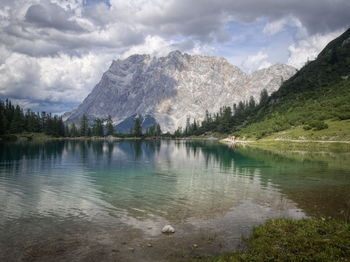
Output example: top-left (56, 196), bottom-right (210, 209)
top-left (263, 16), bottom-right (304, 36)
top-left (0, 51), bottom-right (113, 112)
top-left (287, 29), bottom-right (344, 68)
top-left (0, 0), bottom-right (349, 113)
top-left (243, 51), bottom-right (272, 73)
top-left (25, 2), bottom-right (85, 32)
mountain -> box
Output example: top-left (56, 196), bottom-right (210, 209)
top-left (237, 28), bottom-right (350, 139)
top-left (115, 114), bottom-right (157, 134)
top-left (66, 51), bottom-right (296, 132)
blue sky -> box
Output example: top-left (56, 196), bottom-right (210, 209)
top-left (0, 0), bottom-right (348, 114)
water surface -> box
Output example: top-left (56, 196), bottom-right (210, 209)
top-left (0, 140), bottom-right (349, 261)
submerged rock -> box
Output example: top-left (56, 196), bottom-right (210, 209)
top-left (161, 225), bottom-right (175, 234)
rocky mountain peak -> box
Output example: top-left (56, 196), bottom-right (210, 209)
top-left (66, 51), bottom-right (297, 132)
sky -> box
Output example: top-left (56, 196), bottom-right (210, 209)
top-left (0, 0), bottom-right (349, 114)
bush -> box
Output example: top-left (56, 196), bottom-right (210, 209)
top-left (303, 125), bottom-right (312, 130)
top-left (308, 120), bottom-right (329, 130)
top-left (337, 112), bottom-right (350, 120)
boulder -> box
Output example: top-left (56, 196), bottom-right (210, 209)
top-left (161, 225), bottom-right (175, 234)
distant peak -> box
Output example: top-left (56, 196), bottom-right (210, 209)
top-left (167, 50), bottom-right (183, 57)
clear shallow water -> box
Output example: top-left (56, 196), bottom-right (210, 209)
top-left (0, 140), bottom-right (349, 261)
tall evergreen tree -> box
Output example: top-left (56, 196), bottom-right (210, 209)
top-left (133, 117), bottom-right (142, 137)
top-left (70, 123), bottom-right (78, 137)
top-left (80, 114), bottom-right (88, 136)
top-left (155, 124), bottom-right (162, 136)
top-left (57, 117), bottom-right (65, 137)
top-left (248, 96), bottom-right (256, 111)
top-left (10, 105), bottom-right (24, 133)
top-left (64, 125), bottom-right (70, 137)
top-left (93, 118), bottom-right (104, 136)
top-left (106, 115), bottom-right (114, 136)
top-left (259, 89), bottom-right (269, 105)
top-left (0, 110), bottom-right (8, 135)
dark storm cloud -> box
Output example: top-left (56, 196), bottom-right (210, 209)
top-left (25, 2), bottom-right (85, 32)
top-left (134, 0), bottom-right (349, 39)
top-left (2, 0), bottom-right (348, 58)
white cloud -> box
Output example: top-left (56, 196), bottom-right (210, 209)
top-left (0, 0), bottom-right (349, 113)
top-left (189, 43), bottom-right (216, 56)
top-left (287, 29), bottom-right (344, 68)
top-left (263, 18), bottom-right (288, 35)
top-left (0, 51), bottom-right (114, 111)
top-left (263, 16), bottom-right (304, 36)
top-left (242, 51), bottom-right (272, 73)
top-left (121, 35), bottom-right (174, 58)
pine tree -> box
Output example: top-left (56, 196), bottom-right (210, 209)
top-left (185, 117), bottom-right (191, 135)
top-left (93, 118), bottom-right (104, 136)
top-left (87, 127), bottom-right (92, 137)
top-left (70, 123), bottom-right (78, 137)
top-left (80, 114), bottom-right (88, 136)
top-left (155, 124), bottom-right (161, 136)
top-left (0, 110), bottom-right (8, 135)
top-left (259, 89), bottom-right (269, 105)
top-left (248, 96), bottom-right (256, 111)
top-left (146, 125), bottom-right (155, 136)
top-left (64, 125), bottom-right (70, 137)
top-left (106, 115), bottom-right (114, 136)
top-left (133, 117), bottom-right (142, 137)
top-left (57, 117), bottom-right (65, 137)
top-left (10, 105), bottom-right (24, 133)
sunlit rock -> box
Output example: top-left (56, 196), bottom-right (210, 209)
top-left (66, 51), bottom-right (296, 132)
top-left (161, 225), bottom-right (175, 233)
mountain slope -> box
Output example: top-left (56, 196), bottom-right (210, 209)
top-left (66, 51), bottom-right (296, 132)
top-left (237, 28), bottom-right (350, 139)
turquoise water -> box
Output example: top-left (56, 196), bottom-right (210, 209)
top-left (0, 140), bottom-right (349, 261)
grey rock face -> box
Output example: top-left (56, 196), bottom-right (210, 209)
top-left (67, 51), bottom-right (296, 132)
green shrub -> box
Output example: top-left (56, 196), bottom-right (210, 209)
top-left (309, 120), bottom-right (329, 130)
top-left (303, 125), bottom-right (312, 130)
top-left (337, 112), bottom-right (350, 120)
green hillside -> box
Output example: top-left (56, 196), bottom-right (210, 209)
top-left (237, 28), bottom-right (350, 140)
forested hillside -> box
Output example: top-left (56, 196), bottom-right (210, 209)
top-left (237, 28), bottom-right (350, 139)
top-left (177, 28), bottom-right (350, 139)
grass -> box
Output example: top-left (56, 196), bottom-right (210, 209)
top-left (0, 132), bottom-right (54, 142)
top-left (230, 119), bottom-right (350, 153)
top-left (247, 140), bottom-right (350, 153)
top-left (261, 119), bottom-right (350, 141)
top-left (191, 218), bottom-right (350, 262)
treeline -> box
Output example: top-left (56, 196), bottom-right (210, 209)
top-left (0, 99), bottom-right (165, 138)
top-left (173, 89), bottom-right (269, 137)
top-left (131, 117), bottom-right (162, 137)
top-left (67, 114), bottom-right (113, 137)
top-left (0, 99), bottom-right (65, 137)
top-left (68, 115), bottom-right (162, 137)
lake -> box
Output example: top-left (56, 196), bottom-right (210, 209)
top-left (0, 140), bottom-right (349, 261)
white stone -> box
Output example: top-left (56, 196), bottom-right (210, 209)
top-left (161, 225), bottom-right (175, 233)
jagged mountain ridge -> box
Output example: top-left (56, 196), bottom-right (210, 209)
top-left (66, 51), bottom-right (296, 132)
